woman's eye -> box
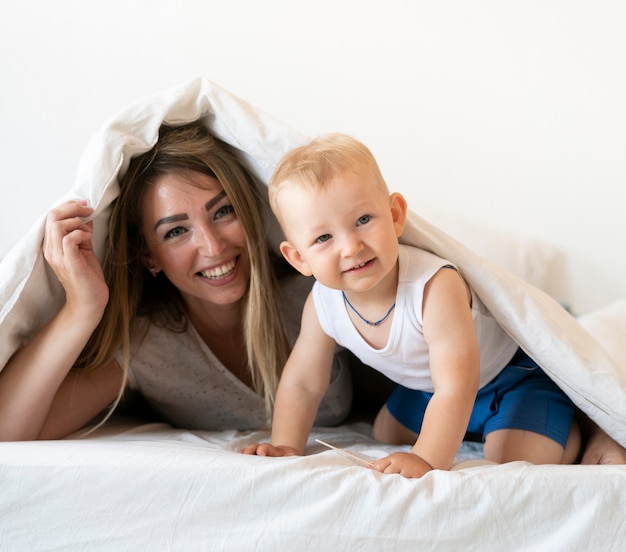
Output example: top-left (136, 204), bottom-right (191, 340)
top-left (357, 214), bottom-right (371, 226)
top-left (316, 234), bottom-right (331, 244)
top-left (215, 204), bottom-right (235, 219)
top-left (164, 226), bottom-right (187, 239)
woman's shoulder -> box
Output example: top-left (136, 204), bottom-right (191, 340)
top-left (119, 317), bottom-right (198, 367)
top-left (276, 273), bottom-right (314, 345)
top-left (279, 273), bottom-right (314, 307)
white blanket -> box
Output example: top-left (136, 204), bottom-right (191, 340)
top-left (1, 76), bottom-right (625, 445)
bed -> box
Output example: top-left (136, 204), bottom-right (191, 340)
top-left (1, 78), bottom-right (626, 551)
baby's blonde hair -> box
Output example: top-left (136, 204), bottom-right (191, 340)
top-left (269, 133), bottom-right (388, 224)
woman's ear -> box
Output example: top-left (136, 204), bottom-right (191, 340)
top-left (389, 192), bottom-right (408, 237)
top-left (141, 251), bottom-right (162, 276)
top-left (279, 241), bottom-right (313, 277)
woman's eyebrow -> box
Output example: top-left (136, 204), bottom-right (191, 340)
top-left (154, 213), bottom-right (187, 230)
top-left (154, 191), bottom-right (227, 230)
top-left (205, 191), bottom-right (227, 212)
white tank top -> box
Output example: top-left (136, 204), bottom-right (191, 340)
top-left (312, 245), bottom-right (518, 392)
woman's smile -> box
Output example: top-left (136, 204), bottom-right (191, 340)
top-left (198, 257), bottom-right (238, 280)
top-left (196, 256), bottom-right (243, 288)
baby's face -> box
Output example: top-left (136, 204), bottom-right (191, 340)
top-left (276, 167), bottom-right (403, 293)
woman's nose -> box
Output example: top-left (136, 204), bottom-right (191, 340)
top-left (195, 225), bottom-right (225, 256)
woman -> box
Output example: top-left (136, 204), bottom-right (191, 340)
top-left (0, 122), bottom-right (351, 440)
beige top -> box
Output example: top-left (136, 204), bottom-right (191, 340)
top-left (116, 274), bottom-right (352, 431)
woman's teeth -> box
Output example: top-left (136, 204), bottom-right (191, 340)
top-left (200, 259), bottom-right (236, 279)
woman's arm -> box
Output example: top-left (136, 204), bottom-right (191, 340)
top-left (0, 200), bottom-right (120, 440)
top-left (0, 306), bottom-right (123, 440)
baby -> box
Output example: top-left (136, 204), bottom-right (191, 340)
top-left (242, 133), bottom-right (579, 478)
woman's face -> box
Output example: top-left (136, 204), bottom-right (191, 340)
top-left (140, 171), bottom-right (251, 312)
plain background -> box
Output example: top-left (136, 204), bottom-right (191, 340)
top-left (1, 1), bottom-right (624, 315)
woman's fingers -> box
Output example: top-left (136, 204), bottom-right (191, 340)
top-left (44, 201), bottom-right (94, 260)
top-left (41, 200), bottom-right (109, 313)
top-left (45, 201), bottom-right (93, 238)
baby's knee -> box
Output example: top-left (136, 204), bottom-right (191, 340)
top-left (372, 405), bottom-right (390, 442)
top-left (484, 428), bottom-right (572, 464)
top-left (373, 404), bottom-right (417, 445)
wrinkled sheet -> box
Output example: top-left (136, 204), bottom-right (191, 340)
top-left (1, 419), bottom-right (624, 552)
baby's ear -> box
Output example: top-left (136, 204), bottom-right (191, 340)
top-left (390, 192), bottom-right (408, 236)
top-left (279, 241), bottom-right (313, 277)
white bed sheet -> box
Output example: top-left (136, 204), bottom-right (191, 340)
top-left (1, 418), bottom-right (624, 552)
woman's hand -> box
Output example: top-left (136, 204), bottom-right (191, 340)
top-left (240, 443), bottom-right (301, 457)
top-left (43, 200), bottom-right (109, 317)
top-left (369, 452), bottom-right (434, 479)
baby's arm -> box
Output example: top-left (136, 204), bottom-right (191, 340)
top-left (370, 268), bottom-right (480, 477)
top-left (241, 293), bottom-right (336, 456)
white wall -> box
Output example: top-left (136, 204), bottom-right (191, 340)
top-left (1, 0), bottom-right (624, 315)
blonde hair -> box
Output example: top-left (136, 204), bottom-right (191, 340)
top-left (76, 122), bottom-right (289, 425)
top-left (269, 133), bottom-right (388, 222)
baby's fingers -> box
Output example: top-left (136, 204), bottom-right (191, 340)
top-left (240, 442), bottom-right (275, 456)
top-left (369, 456), bottom-right (394, 474)
top-left (240, 443), bottom-right (262, 455)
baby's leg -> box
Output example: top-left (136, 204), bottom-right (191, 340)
top-left (580, 422), bottom-right (626, 465)
top-left (372, 404), bottom-right (418, 445)
top-left (372, 385), bottom-right (431, 445)
top-left (484, 422), bottom-right (581, 465)
top-left (480, 351), bottom-right (579, 465)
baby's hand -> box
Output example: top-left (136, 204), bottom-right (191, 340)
top-left (240, 443), bottom-right (300, 457)
top-left (369, 452), bottom-right (434, 479)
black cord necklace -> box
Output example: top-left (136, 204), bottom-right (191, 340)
top-left (342, 291), bottom-right (396, 327)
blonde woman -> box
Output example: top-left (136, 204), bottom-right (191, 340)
top-left (0, 122), bottom-right (350, 440)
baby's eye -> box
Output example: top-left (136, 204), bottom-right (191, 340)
top-left (316, 234), bottom-right (331, 244)
top-left (215, 204), bottom-right (235, 219)
top-left (357, 215), bottom-right (371, 226)
top-left (164, 226), bottom-right (187, 239)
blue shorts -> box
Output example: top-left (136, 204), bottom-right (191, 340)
top-left (386, 349), bottom-right (575, 448)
